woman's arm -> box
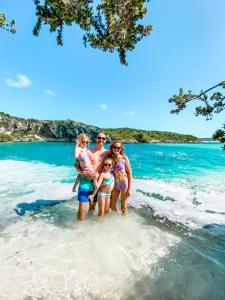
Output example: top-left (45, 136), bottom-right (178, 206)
top-left (124, 156), bottom-right (132, 196)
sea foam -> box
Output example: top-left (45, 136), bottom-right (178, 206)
top-left (0, 159), bottom-right (224, 298)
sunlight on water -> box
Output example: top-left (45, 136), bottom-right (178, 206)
top-left (0, 211), bottom-right (179, 299)
top-left (0, 142), bottom-right (225, 299)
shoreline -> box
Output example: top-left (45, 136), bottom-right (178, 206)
top-left (0, 140), bottom-right (217, 145)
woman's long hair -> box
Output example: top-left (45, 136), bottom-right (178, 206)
top-left (109, 140), bottom-right (125, 156)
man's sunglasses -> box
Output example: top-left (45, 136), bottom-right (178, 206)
top-left (113, 146), bottom-right (121, 150)
top-left (104, 163), bottom-right (112, 167)
top-left (97, 136), bottom-right (106, 140)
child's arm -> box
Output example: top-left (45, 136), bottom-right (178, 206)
top-left (72, 173), bottom-right (81, 192)
top-left (74, 145), bottom-right (81, 158)
top-left (89, 174), bottom-right (104, 201)
top-left (75, 162), bottom-right (95, 178)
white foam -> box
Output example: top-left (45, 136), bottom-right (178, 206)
top-left (0, 160), bottom-right (74, 220)
top-left (0, 212), bottom-right (179, 299)
top-left (0, 160), bottom-right (181, 299)
top-left (0, 159), bottom-right (225, 230)
top-left (1, 159), bottom-right (225, 298)
top-left (132, 174), bottom-right (225, 229)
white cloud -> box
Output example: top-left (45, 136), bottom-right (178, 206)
top-left (5, 74), bottom-right (32, 88)
top-left (97, 104), bottom-right (109, 110)
top-left (44, 89), bottom-right (56, 97)
top-left (125, 111), bottom-right (137, 116)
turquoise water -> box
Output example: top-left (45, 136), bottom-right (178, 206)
top-left (1, 142), bottom-right (224, 178)
top-left (0, 142), bottom-right (225, 299)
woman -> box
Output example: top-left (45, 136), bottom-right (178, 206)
top-left (109, 140), bottom-right (132, 215)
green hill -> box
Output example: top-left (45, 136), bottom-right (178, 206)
top-left (0, 112), bottom-right (198, 143)
top-left (102, 127), bottom-right (198, 143)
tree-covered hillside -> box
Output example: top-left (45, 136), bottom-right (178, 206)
top-left (0, 112), bottom-right (198, 143)
top-left (102, 128), bottom-right (198, 143)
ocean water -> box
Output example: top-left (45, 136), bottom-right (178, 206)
top-left (0, 142), bottom-right (225, 299)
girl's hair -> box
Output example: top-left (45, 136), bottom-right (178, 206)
top-left (103, 155), bottom-right (113, 162)
top-left (109, 140), bottom-right (125, 156)
top-left (76, 133), bottom-right (90, 143)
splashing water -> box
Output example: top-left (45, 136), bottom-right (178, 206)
top-left (0, 142), bottom-right (225, 299)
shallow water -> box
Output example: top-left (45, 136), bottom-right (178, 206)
top-left (0, 142), bottom-right (225, 299)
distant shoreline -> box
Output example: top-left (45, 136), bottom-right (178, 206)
top-left (0, 140), bottom-right (217, 145)
top-left (0, 112), bottom-right (209, 144)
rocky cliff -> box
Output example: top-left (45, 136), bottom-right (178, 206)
top-left (0, 112), bottom-right (199, 143)
top-left (0, 113), bottom-right (100, 142)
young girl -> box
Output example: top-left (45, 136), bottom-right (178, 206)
top-left (89, 157), bottom-right (115, 218)
top-left (72, 133), bottom-right (98, 198)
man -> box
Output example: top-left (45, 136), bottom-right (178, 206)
top-left (76, 132), bottom-right (109, 221)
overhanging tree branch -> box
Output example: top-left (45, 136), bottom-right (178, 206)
top-left (169, 81), bottom-right (225, 149)
top-left (169, 81), bottom-right (225, 120)
top-left (0, 12), bottom-right (16, 33)
top-left (32, 0), bottom-right (153, 65)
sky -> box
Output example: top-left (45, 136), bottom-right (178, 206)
top-left (0, 0), bottom-right (225, 138)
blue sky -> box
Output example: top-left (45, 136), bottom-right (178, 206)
top-left (0, 0), bottom-right (225, 137)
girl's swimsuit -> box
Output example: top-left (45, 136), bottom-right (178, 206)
top-left (112, 156), bottom-right (128, 190)
top-left (76, 148), bottom-right (93, 171)
top-left (98, 175), bottom-right (115, 200)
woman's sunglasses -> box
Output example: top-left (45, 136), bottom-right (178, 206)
top-left (97, 136), bottom-right (106, 141)
top-left (104, 163), bottom-right (112, 167)
top-left (113, 146), bottom-right (121, 150)
top-left (81, 140), bottom-right (89, 144)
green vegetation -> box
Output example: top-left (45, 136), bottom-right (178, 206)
top-left (1, 1), bottom-right (152, 65)
top-left (0, 133), bottom-right (13, 142)
top-left (0, 112), bottom-right (38, 123)
top-left (0, 112), bottom-right (198, 143)
top-left (102, 128), bottom-right (198, 143)
top-left (0, 12), bottom-right (16, 33)
top-left (33, 0), bottom-right (152, 65)
top-left (169, 81), bottom-right (225, 149)
top-left (0, 132), bottom-right (39, 142)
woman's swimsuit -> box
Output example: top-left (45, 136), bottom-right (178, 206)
top-left (112, 156), bottom-right (128, 190)
top-left (111, 156), bottom-right (126, 173)
top-left (98, 175), bottom-right (115, 200)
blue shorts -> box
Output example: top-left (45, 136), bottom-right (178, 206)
top-left (77, 176), bottom-right (97, 203)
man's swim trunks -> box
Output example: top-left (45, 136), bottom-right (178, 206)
top-left (77, 176), bottom-right (97, 203)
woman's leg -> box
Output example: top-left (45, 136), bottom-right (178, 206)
top-left (97, 196), bottom-right (105, 218)
top-left (110, 187), bottom-right (120, 211)
top-left (120, 186), bottom-right (129, 215)
top-left (77, 202), bottom-right (86, 221)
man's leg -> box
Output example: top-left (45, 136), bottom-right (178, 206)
top-left (77, 202), bottom-right (86, 221)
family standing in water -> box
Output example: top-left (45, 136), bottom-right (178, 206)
top-left (73, 132), bottom-right (132, 221)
